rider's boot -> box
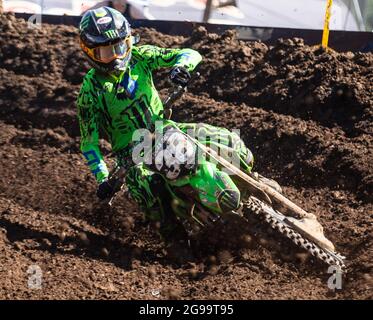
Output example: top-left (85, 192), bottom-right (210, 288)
top-left (148, 175), bottom-right (190, 243)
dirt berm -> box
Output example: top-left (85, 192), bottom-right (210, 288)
top-left (0, 13), bottom-right (372, 299)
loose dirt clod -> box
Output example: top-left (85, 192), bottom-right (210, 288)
top-left (295, 252), bottom-right (310, 264)
top-left (188, 268), bottom-right (199, 279)
top-left (58, 231), bottom-right (66, 242)
top-left (207, 265), bottom-right (219, 276)
top-left (240, 234), bottom-right (253, 247)
top-left (217, 250), bottom-right (233, 264)
top-left (101, 247), bottom-right (110, 257)
top-left (78, 232), bottom-right (90, 246)
top-left (164, 287), bottom-right (181, 300)
top-left (207, 255), bottom-right (217, 265)
top-left (147, 267), bottom-right (157, 279)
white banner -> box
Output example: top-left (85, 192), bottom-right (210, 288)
top-left (3, 0), bottom-right (101, 15)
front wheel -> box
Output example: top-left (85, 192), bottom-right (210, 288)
top-left (242, 196), bottom-right (346, 268)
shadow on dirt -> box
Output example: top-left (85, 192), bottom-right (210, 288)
top-left (0, 216), bottom-right (164, 271)
top-left (0, 212), bottom-right (328, 277)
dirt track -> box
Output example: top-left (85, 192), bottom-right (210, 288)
top-left (0, 12), bottom-right (372, 299)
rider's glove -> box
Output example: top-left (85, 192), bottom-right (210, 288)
top-left (169, 66), bottom-right (191, 87)
top-left (96, 178), bottom-right (120, 200)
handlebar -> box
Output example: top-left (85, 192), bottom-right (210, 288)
top-left (162, 71), bottom-right (200, 119)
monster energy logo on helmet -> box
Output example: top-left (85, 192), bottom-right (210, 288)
top-left (80, 16), bottom-right (90, 30)
top-left (105, 30), bottom-right (119, 39)
top-left (79, 6), bottom-right (132, 74)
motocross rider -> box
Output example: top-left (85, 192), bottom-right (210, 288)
top-left (77, 6), bottom-right (260, 239)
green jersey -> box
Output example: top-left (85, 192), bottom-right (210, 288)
top-left (77, 45), bottom-right (202, 183)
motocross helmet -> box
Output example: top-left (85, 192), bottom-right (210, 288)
top-left (79, 6), bottom-right (132, 75)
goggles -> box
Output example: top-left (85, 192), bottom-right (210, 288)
top-left (81, 36), bottom-right (131, 64)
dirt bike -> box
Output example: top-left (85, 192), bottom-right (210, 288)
top-left (108, 74), bottom-right (346, 269)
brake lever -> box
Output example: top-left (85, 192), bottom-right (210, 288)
top-left (107, 183), bottom-right (124, 207)
top-left (163, 85), bottom-right (186, 109)
top-left (106, 167), bottom-right (127, 207)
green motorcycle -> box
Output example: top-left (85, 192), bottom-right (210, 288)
top-left (109, 78), bottom-right (346, 269)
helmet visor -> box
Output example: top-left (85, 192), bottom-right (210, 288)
top-left (83, 37), bottom-right (131, 64)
